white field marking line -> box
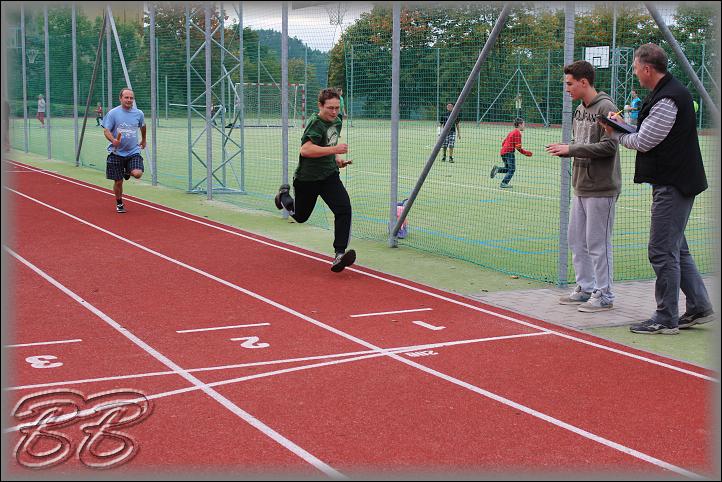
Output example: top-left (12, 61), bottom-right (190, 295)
top-left (350, 307), bottom-right (433, 318)
top-left (4, 248), bottom-right (346, 480)
top-left (6, 197), bottom-right (708, 476)
top-left (7, 163), bottom-right (716, 380)
top-left (8, 332), bottom-right (551, 392)
top-left (5, 338), bottom-right (83, 348)
top-left (176, 323), bottom-right (270, 333)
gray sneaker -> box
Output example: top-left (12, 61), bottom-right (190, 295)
top-left (578, 290), bottom-right (613, 312)
top-left (630, 319), bottom-right (679, 335)
top-left (559, 286), bottom-right (591, 305)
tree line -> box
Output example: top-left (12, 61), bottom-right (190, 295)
top-left (326, 3), bottom-right (717, 125)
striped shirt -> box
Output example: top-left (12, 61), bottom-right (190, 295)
top-left (613, 98), bottom-right (677, 152)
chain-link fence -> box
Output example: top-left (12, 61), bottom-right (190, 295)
top-left (5, 2), bottom-right (719, 284)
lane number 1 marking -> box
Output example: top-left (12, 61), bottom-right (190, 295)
top-left (412, 320), bottom-right (446, 331)
top-left (229, 336), bottom-right (270, 349)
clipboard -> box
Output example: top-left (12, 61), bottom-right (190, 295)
top-left (596, 114), bottom-right (637, 134)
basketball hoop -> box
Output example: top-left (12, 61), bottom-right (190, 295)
top-left (324, 2), bottom-right (347, 26)
top-left (28, 49), bottom-right (39, 64)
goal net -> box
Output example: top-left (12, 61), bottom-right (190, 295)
top-left (232, 82), bottom-right (305, 128)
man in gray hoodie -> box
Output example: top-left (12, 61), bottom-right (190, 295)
top-left (547, 60), bottom-right (622, 312)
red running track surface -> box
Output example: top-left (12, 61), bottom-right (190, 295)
top-left (3, 161), bottom-right (718, 478)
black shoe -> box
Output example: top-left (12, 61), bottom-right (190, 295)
top-left (449, 157), bottom-right (454, 163)
top-left (490, 165), bottom-right (498, 178)
top-left (331, 249), bottom-right (356, 273)
top-left (629, 319), bottom-right (679, 335)
top-left (678, 309), bottom-right (715, 329)
top-left (274, 184), bottom-right (292, 211)
top-left (123, 173), bottom-right (131, 180)
top-left (116, 202), bottom-right (126, 213)
top-left (441, 157), bottom-right (446, 162)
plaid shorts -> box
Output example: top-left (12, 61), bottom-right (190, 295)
top-left (441, 130), bottom-right (456, 148)
top-left (106, 153), bottom-right (144, 181)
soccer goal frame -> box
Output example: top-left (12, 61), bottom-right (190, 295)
top-left (232, 82), bottom-right (305, 128)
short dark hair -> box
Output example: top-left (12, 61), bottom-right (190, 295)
top-left (318, 88), bottom-right (340, 105)
top-left (514, 118), bottom-right (524, 127)
top-left (564, 60), bottom-right (595, 86)
top-left (119, 87), bottom-right (134, 98)
top-left (634, 43), bottom-right (668, 74)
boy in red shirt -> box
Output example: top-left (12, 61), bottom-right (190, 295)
top-left (490, 118), bottom-right (532, 188)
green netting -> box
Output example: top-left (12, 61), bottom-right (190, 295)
top-left (5, 2), bottom-right (719, 285)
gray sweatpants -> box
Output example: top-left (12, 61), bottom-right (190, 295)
top-left (648, 185), bottom-right (711, 327)
top-left (568, 195), bottom-right (617, 302)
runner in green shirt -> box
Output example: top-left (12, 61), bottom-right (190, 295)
top-left (274, 88), bottom-right (356, 272)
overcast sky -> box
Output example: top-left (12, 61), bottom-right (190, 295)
top-left (225, 2), bottom-right (375, 52)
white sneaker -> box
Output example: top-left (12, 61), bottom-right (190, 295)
top-left (559, 286), bottom-right (591, 305)
top-left (578, 290), bottom-right (614, 312)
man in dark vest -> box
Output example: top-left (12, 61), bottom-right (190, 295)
top-left (601, 43), bottom-right (714, 335)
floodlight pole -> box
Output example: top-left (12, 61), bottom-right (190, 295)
top-left (645, 2), bottom-right (719, 124)
top-left (72, 4), bottom-right (78, 164)
top-left (282, 1), bottom-right (290, 215)
top-left (150, 3), bottom-right (157, 185)
top-left (238, 1), bottom-right (245, 191)
top-left (391, 4), bottom-right (512, 240)
top-left (205, 3), bottom-right (213, 200)
top-left (44, 5), bottom-right (51, 159)
top-left (610, 4), bottom-right (617, 105)
top-left (557, 2), bottom-right (575, 287)
top-left (436, 47), bottom-right (440, 123)
top-left (185, 4), bottom-right (192, 192)
top-left (75, 11), bottom-right (107, 166)
top-left (388, 2), bottom-right (400, 247)
top-left (20, 4), bottom-right (28, 153)
top-left (106, 16), bottom-right (112, 113)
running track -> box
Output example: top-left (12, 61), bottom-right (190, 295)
top-left (3, 160), bottom-right (718, 478)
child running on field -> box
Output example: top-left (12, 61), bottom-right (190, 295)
top-left (490, 118), bottom-right (532, 188)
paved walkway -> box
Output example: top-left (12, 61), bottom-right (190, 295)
top-left (469, 277), bottom-right (717, 330)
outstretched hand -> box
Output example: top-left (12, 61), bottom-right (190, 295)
top-left (545, 143), bottom-right (569, 157)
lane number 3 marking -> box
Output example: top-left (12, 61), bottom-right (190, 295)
top-left (26, 355), bottom-right (63, 369)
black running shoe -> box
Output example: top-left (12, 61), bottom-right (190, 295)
top-left (123, 172), bottom-right (131, 180)
top-left (331, 249), bottom-right (356, 273)
top-left (678, 309), bottom-right (715, 329)
top-left (274, 184), bottom-right (292, 210)
top-left (116, 202), bottom-right (126, 213)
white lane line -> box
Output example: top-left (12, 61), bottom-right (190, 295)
top-left (176, 323), bottom-right (270, 333)
top-left (6, 192), bottom-right (708, 477)
top-left (7, 332), bottom-right (551, 392)
top-left (6, 338), bottom-right (83, 348)
top-left (412, 321), bottom-right (445, 331)
top-left (8, 161), bottom-right (715, 381)
top-left (350, 308), bottom-right (433, 318)
top-left (4, 327), bottom-right (704, 478)
top-left (4, 247), bottom-right (346, 480)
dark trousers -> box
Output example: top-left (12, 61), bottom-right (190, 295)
top-left (497, 152), bottom-right (516, 184)
top-left (292, 172), bottom-right (352, 253)
top-left (648, 185), bottom-right (711, 327)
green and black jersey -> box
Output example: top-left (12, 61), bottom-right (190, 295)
top-left (295, 113), bottom-right (343, 182)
